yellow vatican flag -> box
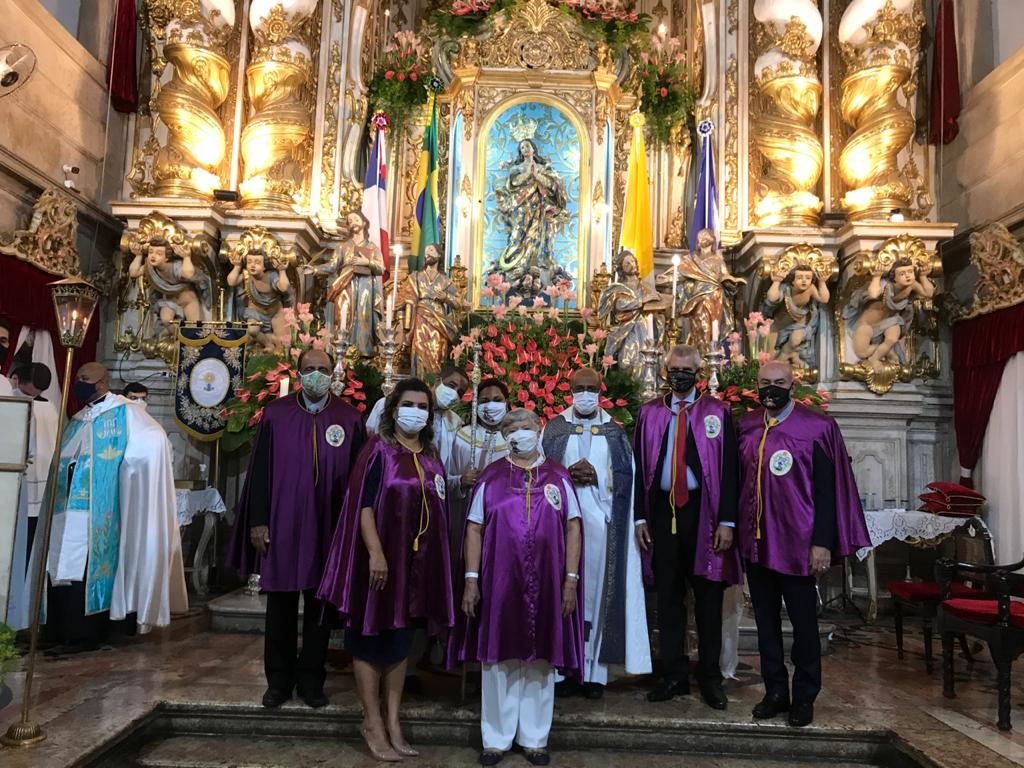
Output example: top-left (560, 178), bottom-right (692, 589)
top-left (619, 112), bottom-right (654, 276)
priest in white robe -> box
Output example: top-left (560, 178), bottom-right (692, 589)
top-left (365, 365), bottom-right (470, 470)
top-left (6, 363), bottom-right (59, 629)
top-left (542, 367), bottom-right (652, 698)
top-left (33, 362), bottom-right (187, 650)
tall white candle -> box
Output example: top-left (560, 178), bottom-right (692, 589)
top-left (339, 298), bottom-right (349, 335)
top-left (386, 292), bottom-right (395, 330)
top-left (712, 320), bottom-right (719, 344)
top-left (392, 244), bottom-right (403, 295)
top-left (645, 314), bottom-right (655, 344)
top-left (670, 254), bottom-right (680, 320)
top-left (279, 376), bottom-right (290, 398)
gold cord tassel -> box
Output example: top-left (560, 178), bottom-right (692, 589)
top-left (755, 416), bottom-right (779, 540)
top-left (312, 422), bottom-right (319, 488)
top-left (525, 467), bottom-right (533, 524)
top-left (412, 452), bottom-right (429, 552)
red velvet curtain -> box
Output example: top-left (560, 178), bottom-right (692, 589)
top-left (929, 0), bottom-right (961, 145)
top-left (107, 0), bottom-right (138, 113)
top-left (951, 303), bottom-right (1024, 486)
top-left (0, 254), bottom-right (101, 413)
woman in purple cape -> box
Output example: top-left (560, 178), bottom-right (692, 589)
top-left (450, 407), bottom-right (584, 767)
top-left (318, 378), bottom-right (454, 761)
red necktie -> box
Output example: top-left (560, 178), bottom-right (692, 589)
top-left (671, 405), bottom-right (689, 509)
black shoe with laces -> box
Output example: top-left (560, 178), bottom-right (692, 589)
top-left (524, 749), bottom-right (551, 766)
top-left (788, 701), bottom-right (814, 727)
top-left (297, 688), bottom-right (329, 708)
top-left (261, 687), bottom-right (292, 708)
top-left (752, 693), bottom-right (790, 720)
top-left (647, 678), bottom-right (690, 702)
top-left (699, 679), bottom-right (728, 710)
top-left (582, 682), bottom-right (605, 700)
top-left (479, 749), bottom-right (505, 765)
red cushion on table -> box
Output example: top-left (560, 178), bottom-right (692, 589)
top-left (917, 504), bottom-right (982, 518)
top-left (942, 598), bottom-right (1024, 628)
top-left (918, 491), bottom-right (983, 510)
top-left (926, 482), bottom-right (986, 502)
top-left (889, 581), bottom-right (985, 602)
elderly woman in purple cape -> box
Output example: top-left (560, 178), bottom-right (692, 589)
top-left (318, 378), bottom-right (454, 762)
top-left (737, 361), bottom-right (869, 728)
top-left (450, 407), bottom-right (585, 767)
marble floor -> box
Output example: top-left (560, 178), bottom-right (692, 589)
top-left (1, 611), bottom-right (1023, 768)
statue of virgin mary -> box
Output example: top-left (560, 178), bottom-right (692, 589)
top-left (494, 138), bottom-right (570, 291)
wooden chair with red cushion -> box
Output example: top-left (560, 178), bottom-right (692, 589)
top-left (936, 555), bottom-right (1024, 731)
top-left (889, 579), bottom-right (982, 672)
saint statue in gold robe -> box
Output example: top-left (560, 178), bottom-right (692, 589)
top-left (401, 244), bottom-right (468, 378)
top-left (597, 249), bottom-right (667, 379)
top-left (328, 211), bottom-right (384, 358)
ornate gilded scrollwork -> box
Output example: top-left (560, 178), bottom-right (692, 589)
top-left (837, 232), bottom-right (941, 394)
top-left (838, 0), bottom-right (926, 220)
top-left (751, 4), bottom-right (825, 227)
top-left (0, 188), bottom-right (80, 276)
top-left (320, 41), bottom-right (343, 219)
top-left (115, 211), bottom-right (217, 363)
top-left (956, 224), bottom-right (1024, 321)
top-left (144, 0), bottom-right (235, 199)
top-left (239, 0), bottom-right (319, 209)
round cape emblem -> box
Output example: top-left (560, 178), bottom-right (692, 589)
top-left (325, 424), bottom-right (345, 447)
top-left (769, 449), bottom-right (793, 476)
top-left (189, 357), bottom-right (231, 408)
top-left (704, 415), bottom-right (722, 439)
top-left (544, 483), bottom-right (562, 510)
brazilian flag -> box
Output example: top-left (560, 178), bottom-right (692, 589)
top-left (411, 95), bottom-right (441, 272)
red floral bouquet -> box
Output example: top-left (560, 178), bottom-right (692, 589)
top-left (368, 31), bottom-right (433, 137)
top-left (634, 31), bottom-right (696, 144)
top-left (559, 0), bottom-right (649, 54)
top-left (428, 0), bottom-right (515, 39)
top-left (452, 281), bottom-right (642, 427)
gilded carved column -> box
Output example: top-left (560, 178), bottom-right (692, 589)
top-left (239, 0), bottom-right (320, 208)
top-left (837, 0), bottom-right (925, 220)
top-left (751, 0), bottom-right (824, 227)
top-left (144, 0), bottom-right (235, 198)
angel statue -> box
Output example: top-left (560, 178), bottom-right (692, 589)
top-left (400, 243), bottom-right (469, 378)
top-left (227, 245), bottom-right (294, 351)
top-left (597, 249), bottom-right (667, 379)
top-left (762, 255), bottom-right (833, 368)
top-left (658, 228), bottom-right (746, 353)
top-left (844, 256), bottom-right (936, 371)
top-left (494, 137), bottom-right (570, 293)
top-left (128, 236), bottom-right (210, 334)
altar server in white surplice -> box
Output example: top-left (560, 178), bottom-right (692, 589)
top-left (542, 367), bottom-right (652, 698)
top-left (34, 362), bottom-right (187, 650)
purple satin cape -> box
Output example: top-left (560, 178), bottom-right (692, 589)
top-left (633, 394), bottom-right (740, 585)
top-left (317, 436), bottom-right (454, 636)
top-left (448, 457), bottom-right (585, 677)
top-left (226, 394), bottom-right (364, 592)
top-left (737, 404), bottom-right (869, 577)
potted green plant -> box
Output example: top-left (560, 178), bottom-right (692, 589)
top-left (0, 622), bottom-right (22, 711)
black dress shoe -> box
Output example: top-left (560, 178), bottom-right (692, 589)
top-left (297, 688), bottom-right (329, 708)
top-left (479, 749), bottom-right (505, 765)
top-left (523, 749), bottom-right (551, 766)
top-left (752, 694), bottom-right (790, 720)
top-left (788, 702), bottom-right (814, 727)
top-left (582, 682), bottom-right (605, 700)
top-left (647, 678), bottom-right (690, 702)
top-left (698, 680), bottom-right (728, 710)
top-left (555, 680), bottom-right (582, 698)
top-left (262, 688), bottom-right (292, 708)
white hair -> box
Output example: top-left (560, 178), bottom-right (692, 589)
top-left (499, 407), bottom-right (541, 435)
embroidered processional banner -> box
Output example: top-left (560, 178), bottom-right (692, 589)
top-left (174, 325), bottom-right (248, 441)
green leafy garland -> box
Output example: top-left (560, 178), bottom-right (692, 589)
top-left (633, 32), bottom-right (696, 145)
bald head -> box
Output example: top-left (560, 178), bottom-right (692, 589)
top-left (75, 362), bottom-right (109, 403)
top-left (571, 367), bottom-right (602, 390)
top-left (298, 348), bottom-right (332, 374)
top-left (757, 360), bottom-right (794, 388)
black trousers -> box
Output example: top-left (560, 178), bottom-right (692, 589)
top-left (746, 562), bottom-right (821, 704)
top-left (45, 579), bottom-right (109, 646)
top-left (650, 489), bottom-right (724, 683)
top-left (264, 589), bottom-right (332, 695)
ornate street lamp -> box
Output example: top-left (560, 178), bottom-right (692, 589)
top-left (2, 276), bottom-right (100, 748)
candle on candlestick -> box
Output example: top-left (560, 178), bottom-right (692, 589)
top-left (386, 292), bottom-right (395, 330)
top-left (70, 309), bottom-right (78, 335)
top-left (279, 376), bottom-right (290, 398)
top-left (670, 254), bottom-right (680, 320)
top-left (645, 314), bottom-right (655, 345)
top-left (339, 298), bottom-right (349, 336)
top-left (712, 320), bottom-right (719, 344)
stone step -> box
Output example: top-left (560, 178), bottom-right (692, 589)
top-left (136, 735), bottom-right (879, 768)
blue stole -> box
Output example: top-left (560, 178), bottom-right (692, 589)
top-left (56, 405), bottom-right (128, 615)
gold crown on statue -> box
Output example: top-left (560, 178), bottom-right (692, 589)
top-left (509, 114), bottom-right (539, 142)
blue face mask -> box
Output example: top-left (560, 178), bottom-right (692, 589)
top-left (73, 379), bottom-right (98, 403)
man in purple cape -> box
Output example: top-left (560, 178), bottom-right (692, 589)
top-left (451, 408), bottom-right (584, 767)
top-left (227, 348), bottom-right (365, 709)
top-left (634, 344), bottom-right (740, 709)
top-left (738, 360), bottom-right (869, 727)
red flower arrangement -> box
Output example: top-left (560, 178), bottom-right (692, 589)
top-left (634, 31), bottom-right (696, 144)
top-left (367, 31), bottom-right (433, 137)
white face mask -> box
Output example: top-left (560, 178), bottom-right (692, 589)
top-left (573, 391), bottom-right (599, 416)
top-left (507, 428), bottom-right (539, 456)
top-left (132, 399), bottom-right (148, 409)
top-left (478, 401), bottom-right (507, 426)
top-left (435, 382), bottom-right (460, 410)
top-left (396, 406), bottom-right (429, 434)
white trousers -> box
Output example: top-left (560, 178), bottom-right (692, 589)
top-left (481, 661), bottom-right (555, 750)
top-left (582, 630), bottom-right (609, 685)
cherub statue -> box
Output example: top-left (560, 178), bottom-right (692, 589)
top-left (597, 248), bottom-right (667, 379)
top-left (844, 257), bottom-right (936, 370)
top-left (128, 236), bottom-right (208, 334)
top-left (762, 260), bottom-right (831, 367)
top-left (227, 246), bottom-right (294, 350)
top-left (326, 210), bottom-right (384, 357)
top-left (401, 243), bottom-right (469, 378)
top-left (657, 228), bottom-right (746, 353)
